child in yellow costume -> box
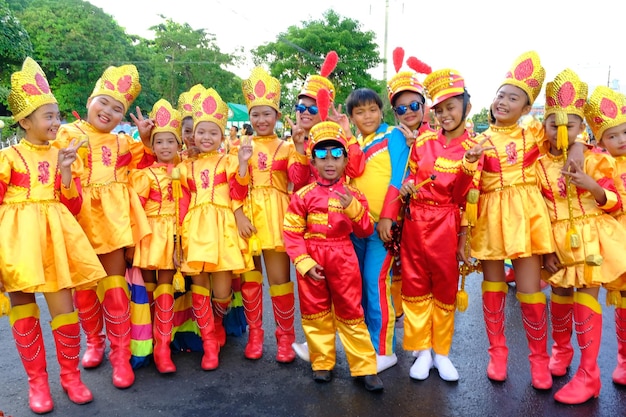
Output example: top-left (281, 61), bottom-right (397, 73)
top-left (584, 85), bottom-right (626, 388)
top-left (55, 64), bottom-right (152, 389)
top-left (235, 67), bottom-right (310, 363)
top-left (540, 70), bottom-right (626, 404)
top-left (4, 57), bottom-right (106, 413)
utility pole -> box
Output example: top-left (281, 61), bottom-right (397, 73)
top-left (383, 0), bottom-right (389, 84)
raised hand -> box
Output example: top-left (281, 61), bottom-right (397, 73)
top-left (285, 112), bottom-right (306, 145)
top-left (58, 138), bottom-right (87, 168)
top-left (396, 122), bottom-right (418, 147)
top-left (334, 187), bottom-right (353, 208)
top-left (465, 136), bottom-right (495, 163)
top-left (129, 106), bottom-right (154, 146)
top-left (327, 103), bottom-right (352, 136)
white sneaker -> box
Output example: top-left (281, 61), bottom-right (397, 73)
top-left (292, 341), bottom-right (310, 362)
top-left (433, 354), bottom-right (459, 382)
top-left (409, 350), bottom-right (433, 380)
top-left (376, 353), bottom-right (398, 373)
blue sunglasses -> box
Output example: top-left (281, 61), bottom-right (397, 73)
top-left (394, 101), bottom-right (422, 116)
top-left (313, 147), bottom-right (344, 159)
top-left (295, 104), bottom-right (319, 115)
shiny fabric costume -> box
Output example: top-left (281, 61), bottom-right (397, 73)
top-left (178, 151), bottom-right (249, 273)
top-left (349, 122), bottom-right (409, 355)
top-left (400, 130), bottom-right (478, 355)
top-left (0, 140), bottom-right (106, 292)
top-left (56, 121), bottom-right (152, 253)
top-left (538, 149), bottom-right (626, 287)
top-left (471, 119), bottom-right (555, 260)
top-left (284, 178), bottom-right (377, 375)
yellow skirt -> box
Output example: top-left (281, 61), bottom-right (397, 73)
top-left (0, 201), bottom-right (106, 293)
top-left (471, 184), bottom-right (554, 260)
top-left (247, 187), bottom-right (289, 251)
top-left (181, 203), bottom-right (247, 274)
top-left (603, 213), bottom-right (626, 291)
top-left (78, 182), bottom-right (151, 254)
top-left (133, 214), bottom-right (176, 270)
top-left (544, 214), bottom-right (626, 288)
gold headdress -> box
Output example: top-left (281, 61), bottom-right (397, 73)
top-left (177, 84), bottom-right (206, 119)
top-left (8, 57), bottom-right (57, 122)
top-left (299, 51), bottom-right (338, 102)
top-left (90, 64), bottom-right (141, 113)
top-left (584, 86), bottom-right (626, 141)
top-left (501, 51), bottom-right (545, 105)
top-left (149, 99), bottom-right (182, 144)
top-left (423, 69), bottom-right (465, 107)
top-left (242, 67), bottom-right (281, 113)
top-left (545, 68), bottom-right (588, 150)
top-left (387, 47), bottom-right (431, 104)
top-left (192, 88), bottom-right (229, 132)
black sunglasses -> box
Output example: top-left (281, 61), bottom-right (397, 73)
top-left (394, 101), bottom-right (422, 116)
top-left (295, 104), bottom-right (319, 115)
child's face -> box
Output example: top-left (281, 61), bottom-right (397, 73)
top-left (349, 101), bottom-right (382, 136)
top-left (600, 122), bottom-right (626, 157)
top-left (544, 114), bottom-right (584, 155)
top-left (393, 91), bottom-right (424, 131)
top-left (491, 84), bottom-right (531, 126)
top-left (433, 96), bottom-right (468, 137)
top-left (249, 105), bottom-right (278, 136)
top-left (194, 121), bottom-right (223, 153)
top-left (152, 132), bottom-right (180, 164)
top-left (295, 96), bottom-right (322, 132)
top-left (312, 145), bottom-right (347, 182)
top-left (86, 95), bottom-right (125, 133)
top-left (181, 117), bottom-right (194, 148)
top-left (20, 103), bottom-right (61, 145)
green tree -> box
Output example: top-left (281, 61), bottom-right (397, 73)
top-left (252, 9), bottom-right (382, 112)
top-left (0, 0), bottom-right (33, 109)
top-left (471, 107), bottom-right (491, 133)
top-left (142, 17), bottom-right (243, 107)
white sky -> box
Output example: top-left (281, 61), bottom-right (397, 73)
top-left (88, 0), bottom-right (626, 114)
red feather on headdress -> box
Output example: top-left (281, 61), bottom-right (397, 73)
top-left (393, 47), bottom-right (405, 73)
top-left (320, 51), bottom-right (338, 77)
top-left (317, 88), bottom-right (331, 122)
top-left (406, 57), bottom-right (432, 75)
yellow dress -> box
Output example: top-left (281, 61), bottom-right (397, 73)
top-left (178, 151), bottom-right (249, 274)
top-left (537, 150), bottom-right (626, 288)
top-left (241, 135), bottom-right (309, 251)
top-left (471, 120), bottom-right (554, 260)
top-left (0, 140), bottom-right (106, 292)
top-left (55, 121), bottom-right (151, 254)
top-left (606, 154), bottom-right (626, 291)
top-left (128, 164), bottom-right (176, 270)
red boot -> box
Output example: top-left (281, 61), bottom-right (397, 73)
top-left (242, 271), bottom-right (264, 360)
top-left (548, 294), bottom-right (574, 377)
top-left (612, 300), bottom-right (626, 385)
top-left (482, 281), bottom-right (508, 381)
top-left (270, 282), bottom-right (296, 363)
top-left (212, 294), bottom-right (232, 348)
top-left (153, 284), bottom-right (176, 374)
top-left (518, 292), bottom-right (552, 390)
top-left (101, 275), bottom-right (135, 389)
top-left (10, 303), bottom-right (54, 414)
top-left (51, 311), bottom-right (93, 404)
top-left (554, 292), bottom-right (602, 404)
top-left (74, 288), bottom-right (106, 368)
top-left (191, 285), bottom-right (219, 370)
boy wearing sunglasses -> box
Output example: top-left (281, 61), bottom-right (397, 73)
top-left (398, 69), bottom-right (484, 382)
top-left (284, 120), bottom-right (383, 391)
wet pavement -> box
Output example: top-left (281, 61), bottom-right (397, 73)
top-left (1, 272), bottom-right (625, 417)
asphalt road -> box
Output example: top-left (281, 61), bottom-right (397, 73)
top-left (1, 273), bottom-right (625, 417)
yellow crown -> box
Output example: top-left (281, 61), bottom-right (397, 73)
top-left (545, 69), bottom-right (587, 122)
top-left (8, 57), bottom-right (58, 122)
top-left (177, 84), bottom-right (206, 118)
top-left (501, 51), bottom-right (545, 105)
top-left (308, 121), bottom-right (348, 153)
top-left (149, 99), bottom-right (182, 144)
top-left (584, 86), bottom-right (626, 141)
top-left (423, 69), bottom-right (465, 107)
top-left (242, 67), bottom-right (281, 113)
top-left (90, 64), bottom-right (141, 113)
top-left (192, 88), bottom-right (229, 132)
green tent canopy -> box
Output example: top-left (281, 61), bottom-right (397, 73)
top-left (227, 103), bottom-right (249, 122)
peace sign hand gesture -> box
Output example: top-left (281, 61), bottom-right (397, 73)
top-left (465, 136), bottom-right (495, 163)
